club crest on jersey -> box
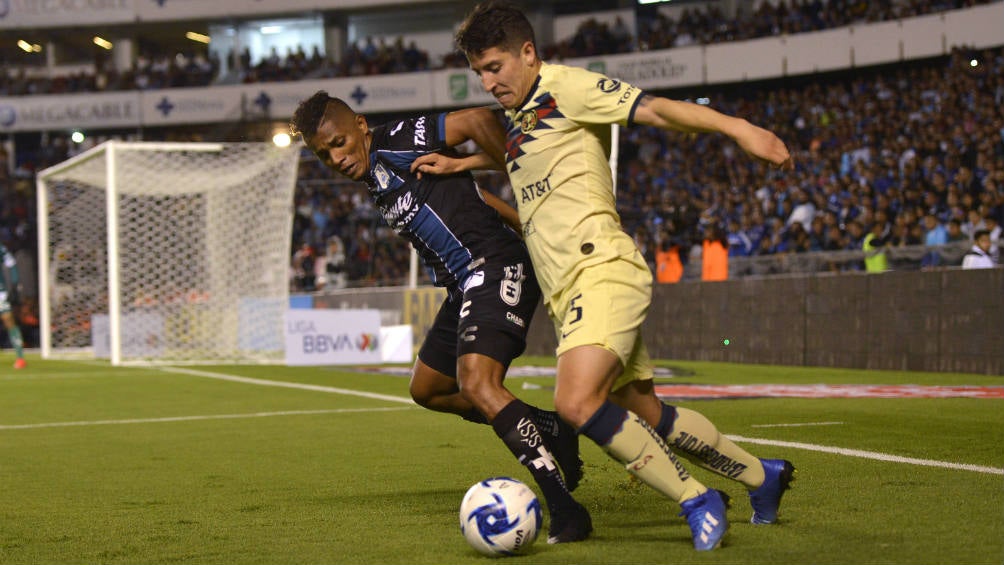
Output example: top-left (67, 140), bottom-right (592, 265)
top-left (597, 78), bottom-right (622, 93)
top-left (517, 110), bottom-right (538, 134)
top-left (374, 162), bottom-right (390, 189)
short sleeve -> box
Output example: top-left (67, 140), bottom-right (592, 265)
top-left (381, 113), bottom-right (449, 153)
top-left (549, 65), bottom-right (644, 127)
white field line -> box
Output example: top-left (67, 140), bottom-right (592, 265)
top-left (0, 407), bottom-right (417, 431)
top-left (155, 366), bottom-right (416, 405)
top-left (3, 371), bottom-right (129, 380)
top-left (9, 365), bottom-right (1003, 476)
top-left (727, 435), bottom-right (1004, 476)
top-left (750, 421), bottom-right (845, 428)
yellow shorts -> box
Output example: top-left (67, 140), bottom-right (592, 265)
top-left (549, 250), bottom-right (654, 391)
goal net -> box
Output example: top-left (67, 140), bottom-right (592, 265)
top-left (36, 141), bottom-right (301, 365)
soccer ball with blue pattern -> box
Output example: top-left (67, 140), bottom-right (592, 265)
top-left (459, 477), bottom-right (542, 556)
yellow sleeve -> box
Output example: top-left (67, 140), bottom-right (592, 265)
top-left (547, 64), bottom-right (644, 127)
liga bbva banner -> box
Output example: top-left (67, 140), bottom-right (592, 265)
top-left (285, 309), bottom-right (382, 366)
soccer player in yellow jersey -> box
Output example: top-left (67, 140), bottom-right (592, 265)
top-left (413, 1), bottom-right (796, 551)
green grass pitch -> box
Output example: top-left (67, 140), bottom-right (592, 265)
top-left (1, 352), bottom-right (1002, 564)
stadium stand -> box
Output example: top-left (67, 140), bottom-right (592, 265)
top-left (0, 1), bottom-right (993, 96)
top-left (2, 0), bottom-right (1001, 313)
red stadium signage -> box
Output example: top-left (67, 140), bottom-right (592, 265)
top-left (653, 384), bottom-right (1004, 399)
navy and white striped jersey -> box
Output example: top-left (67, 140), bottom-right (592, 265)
top-left (362, 112), bottom-right (525, 288)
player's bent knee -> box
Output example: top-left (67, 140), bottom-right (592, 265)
top-left (553, 395), bottom-right (600, 429)
top-left (409, 382), bottom-right (435, 408)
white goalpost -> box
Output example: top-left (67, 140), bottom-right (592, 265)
top-left (36, 141), bottom-right (301, 365)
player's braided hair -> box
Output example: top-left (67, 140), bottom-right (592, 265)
top-left (456, 1), bottom-right (536, 57)
top-left (290, 90), bottom-right (352, 141)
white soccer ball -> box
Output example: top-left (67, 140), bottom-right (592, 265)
top-left (459, 477), bottom-right (542, 557)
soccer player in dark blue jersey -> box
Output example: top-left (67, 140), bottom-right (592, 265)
top-left (291, 91), bottom-right (591, 544)
top-left (0, 242), bottom-right (26, 369)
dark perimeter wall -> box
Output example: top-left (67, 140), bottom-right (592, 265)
top-left (522, 268), bottom-right (1003, 375)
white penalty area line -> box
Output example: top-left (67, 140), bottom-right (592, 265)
top-left (750, 421), bottom-right (844, 428)
top-left (728, 435), bottom-right (1004, 476)
top-left (3, 371), bottom-right (126, 380)
top-left (156, 366), bottom-right (417, 405)
top-left (170, 368), bottom-right (1004, 477)
top-left (27, 365), bottom-right (999, 476)
top-left (0, 406), bottom-right (417, 431)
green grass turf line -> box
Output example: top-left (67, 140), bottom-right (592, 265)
top-left (1, 352), bottom-right (1001, 564)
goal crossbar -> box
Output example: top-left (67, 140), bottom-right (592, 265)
top-left (37, 140), bottom-right (301, 365)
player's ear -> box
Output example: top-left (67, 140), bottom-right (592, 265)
top-left (356, 113), bottom-right (369, 134)
top-left (520, 41), bottom-right (536, 65)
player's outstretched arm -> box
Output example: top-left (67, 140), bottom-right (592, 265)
top-left (411, 106), bottom-right (506, 176)
top-left (412, 151), bottom-right (500, 177)
top-left (632, 94), bottom-right (793, 170)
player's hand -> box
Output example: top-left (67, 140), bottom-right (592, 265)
top-left (738, 123), bottom-right (794, 171)
top-left (410, 153), bottom-right (466, 179)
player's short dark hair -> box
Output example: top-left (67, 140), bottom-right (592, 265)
top-left (290, 90), bottom-right (352, 140)
top-left (456, 1), bottom-right (536, 58)
top-left (974, 229), bottom-right (990, 240)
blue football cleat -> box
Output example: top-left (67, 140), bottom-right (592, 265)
top-left (679, 489), bottom-right (729, 551)
top-left (749, 459), bottom-right (796, 524)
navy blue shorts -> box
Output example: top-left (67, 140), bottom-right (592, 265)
top-left (418, 255), bottom-right (540, 378)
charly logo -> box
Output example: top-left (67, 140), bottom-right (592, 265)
top-left (0, 0), bottom-right (9, 18)
top-left (0, 105), bottom-right (16, 128)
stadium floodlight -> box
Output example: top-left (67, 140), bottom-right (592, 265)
top-left (36, 141), bottom-right (301, 365)
top-left (272, 132), bottom-right (291, 147)
top-left (18, 40), bottom-right (42, 53)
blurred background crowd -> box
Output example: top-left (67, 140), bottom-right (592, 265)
top-left (1, 0), bottom-right (1001, 300)
top-left (0, 0), bottom-right (992, 96)
top-left (284, 45), bottom-right (1003, 289)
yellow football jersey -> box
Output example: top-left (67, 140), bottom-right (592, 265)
top-left (503, 62), bottom-right (644, 304)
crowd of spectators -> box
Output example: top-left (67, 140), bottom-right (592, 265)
top-left (288, 45), bottom-right (1002, 288)
top-left (636, 0), bottom-right (991, 51)
top-left (0, 49), bottom-right (220, 96)
top-left (616, 46), bottom-right (1003, 277)
top-left (1, 0), bottom-right (995, 96)
top-left (4, 46), bottom-right (1002, 291)
top-left (3, 19), bottom-right (1002, 291)
top-left (236, 36), bottom-right (432, 84)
